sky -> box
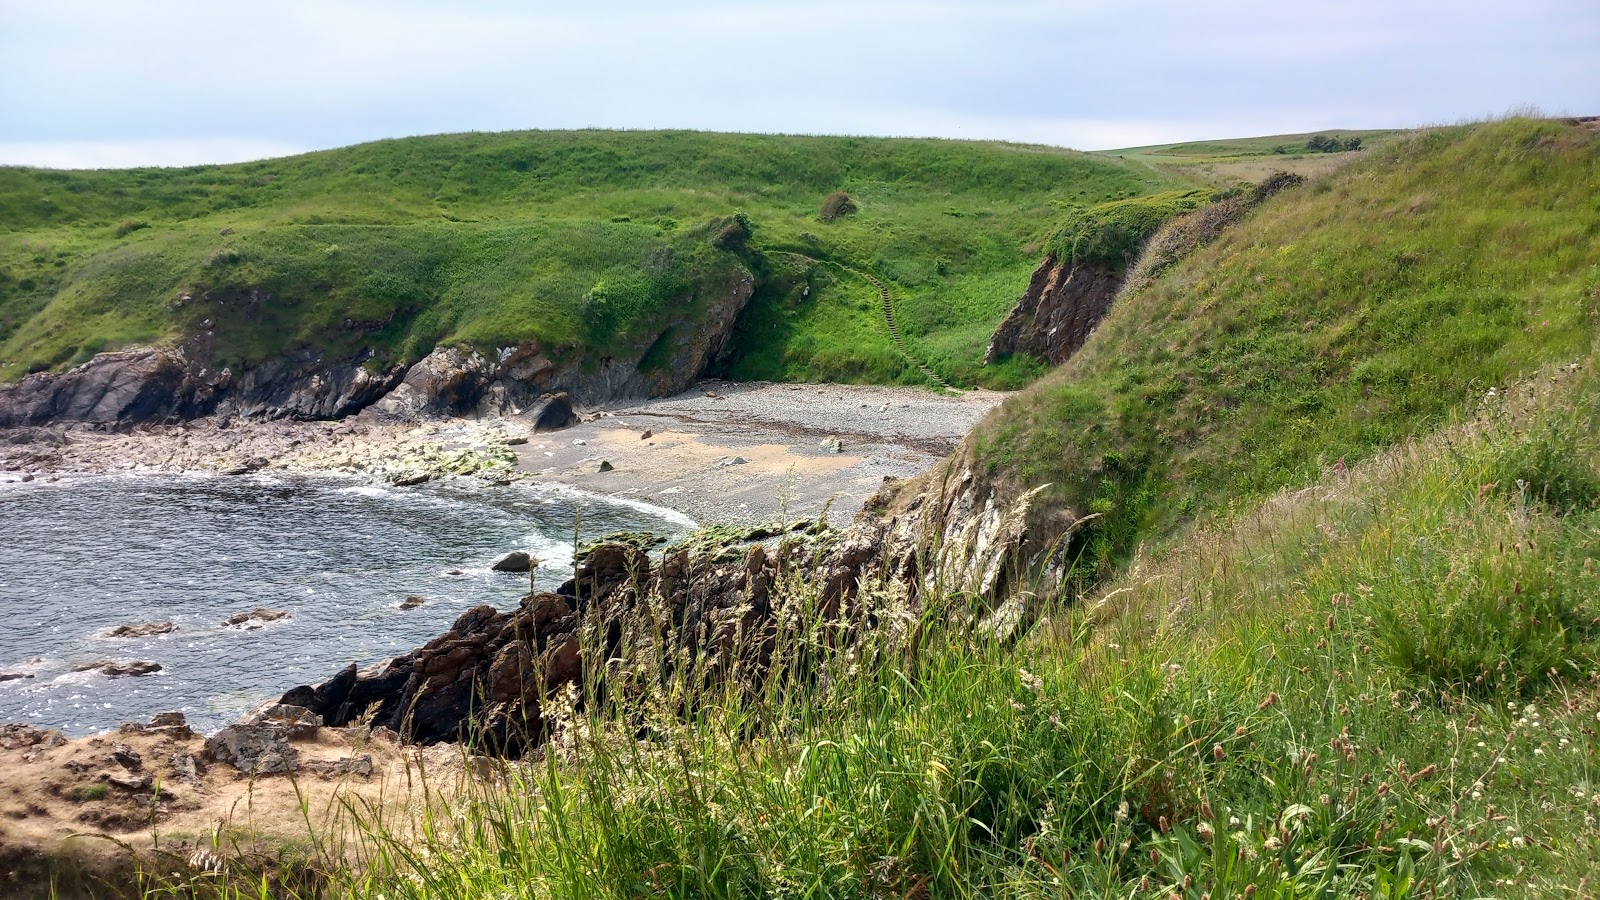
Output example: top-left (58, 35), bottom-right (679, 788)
top-left (1, 0), bottom-right (1597, 169)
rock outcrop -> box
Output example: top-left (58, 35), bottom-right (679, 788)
top-left (0, 268), bottom-right (754, 430)
top-left (984, 257), bottom-right (1124, 366)
top-left (280, 452), bottom-right (1083, 758)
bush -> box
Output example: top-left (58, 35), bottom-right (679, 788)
top-left (819, 191), bottom-right (857, 222)
top-left (114, 220), bottom-right (149, 238)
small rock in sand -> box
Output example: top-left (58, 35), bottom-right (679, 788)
top-left (819, 436), bottom-right (843, 453)
top-left (505, 436), bottom-right (529, 446)
top-left (399, 595), bottom-right (427, 610)
top-left (597, 460), bottom-right (614, 473)
top-left (639, 428), bottom-right (653, 440)
top-left (718, 456), bottom-right (748, 467)
top-left (103, 621), bottom-right (177, 639)
top-left (572, 439), bottom-right (587, 446)
top-left (491, 551), bottom-right (532, 573)
top-left (73, 659), bottom-right (162, 678)
top-left (222, 607), bottom-right (290, 629)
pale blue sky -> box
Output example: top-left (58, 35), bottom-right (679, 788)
top-left (2, 0), bottom-right (1596, 168)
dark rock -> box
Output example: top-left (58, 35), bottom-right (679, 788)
top-left (0, 723), bottom-right (67, 751)
top-left (73, 659), bottom-right (162, 678)
top-left (597, 460), bottom-right (614, 473)
top-left (0, 672), bottom-right (33, 682)
top-left (109, 743), bottom-right (142, 770)
top-left (390, 471), bottom-right (431, 486)
top-left (985, 256), bottom-right (1124, 367)
top-left (639, 428), bottom-right (653, 440)
top-left (400, 595), bottom-right (427, 610)
top-left (203, 724), bottom-right (299, 775)
top-left (103, 621), bottom-right (177, 639)
top-left (528, 392), bottom-right (577, 432)
top-left (491, 551), bottom-right (532, 573)
top-left (505, 436), bottom-right (529, 446)
top-left (222, 607), bottom-right (289, 628)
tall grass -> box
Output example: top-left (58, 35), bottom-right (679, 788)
top-left (141, 357), bottom-right (1600, 899)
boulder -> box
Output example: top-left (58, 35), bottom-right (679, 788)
top-left (0, 723), bottom-right (67, 751)
top-left (238, 702), bottom-right (323, 739)
top-left (73, 659), bottom-right (162, 678)
top-left (400, 595), bottom-right (427, 610)
top-left (0, 671), bottom-right (33, 682)
top-left (491, 551), bottom-right (532, 573)
top-left (528, 392), bottom-right (577, 432)
top-left (597, 460), bottom-right (614, 473)
top-left (203, 724), bottom-right (299, 775)
top-left (104, 621), bottom-right (177, 639)
top-left (221, 607), bottom-right (290, 628)
top-left (819, 436), bottom-right (843, 453)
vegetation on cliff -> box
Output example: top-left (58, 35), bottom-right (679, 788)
top-left (0, 130), bottom-right (1180, 389)
top-left (147, 354), bottom-right (1599, 899)
top-left (977, 117), bottom-right (1600, 575)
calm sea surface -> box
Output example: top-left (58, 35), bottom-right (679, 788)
top-left (0, 473), bottom-right (692, 735)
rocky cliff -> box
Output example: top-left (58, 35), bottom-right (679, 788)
top-left (0, 270), bottom-right (755, 429)
top-left (984, 257), bottom-right (1124, 367)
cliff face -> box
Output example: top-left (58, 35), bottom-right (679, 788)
top-left (0, 270), bottom-right (754, 428)
top-left (984, 255), bottom-right (1124, 367)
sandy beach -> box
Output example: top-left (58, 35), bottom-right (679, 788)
top-left (0, 380), bottom-right (1004, 527)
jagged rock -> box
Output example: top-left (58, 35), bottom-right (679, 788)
top-left (222, 607), bottom-right (289, 628)
top-left (0, 724), bottom-right (67, 751)
top-left (0, 672), bottom-right (33, 682)
top-left (819, 436), bottom-right (843, 453)
top-left (168, 752), bottom-right (205, 790)
top-left (640, 428), bottom-right (653, 440)
top-left (120, 711), bottom-right (195, 740)
top-left (985, 256), bottom-right (1124, 366)
top-left (597, 460), bottom-right (614, 473)
top-left (400, 595), bottom-right (427, 610)
top-left (203, 724), bottom-right (299, 775)
top-left (103, 621), bottom-right (177, 638)
top-left (73, 659), bottom-right (162, 678)
top-left (491, 551), bottom-right (532, 573)
top-left (108, 743), bottom-right (143, 770)
top-left (238, 702), bottom-right (323, 739)
top-left (719, 456), bottom-right (747, 466)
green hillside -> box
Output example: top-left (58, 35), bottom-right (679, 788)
top-left (978, 117), bottom-right (1600, 573)
top-left (0, 130), bottom-right (1182, 387)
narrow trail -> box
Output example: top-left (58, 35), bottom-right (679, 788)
top-left (771, 251), bottom-right (957, 391)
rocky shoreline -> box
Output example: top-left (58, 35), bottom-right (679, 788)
top-left (0, 379), bottom-right (1003, 526)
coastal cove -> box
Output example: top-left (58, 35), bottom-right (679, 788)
top-left (0, 472), bottom-right (692, 736)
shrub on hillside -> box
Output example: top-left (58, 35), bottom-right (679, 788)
top-left (114, 220), bottom-right (149, 238)
top-left (819, 191), bottom-right (857, 222)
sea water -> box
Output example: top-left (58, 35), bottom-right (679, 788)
top-left (0, 473), bottom-right (692, 735)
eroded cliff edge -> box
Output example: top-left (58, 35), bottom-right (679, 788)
top-left (0, 269), bottom-right (754, 428)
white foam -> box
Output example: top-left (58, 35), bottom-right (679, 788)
top-left (520, 481), bottom-right (697, 529)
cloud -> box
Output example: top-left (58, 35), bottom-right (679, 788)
top-left (0, 0), bottom-right (1595, 166)
top-left (0, 139), bottom-right (308, 170)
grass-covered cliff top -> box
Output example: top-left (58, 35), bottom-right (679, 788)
top-left (0, 130), bottom-right (1181, 386)
top-left (976, 117), bottom-right (1600, 569)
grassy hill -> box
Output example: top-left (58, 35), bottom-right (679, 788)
top-left (0, 130), bottom-right (1182, 389)
top-left (1099, 128), bottom-right (1410, 186)
top-left (977, 117), bottom-right (1600, 572)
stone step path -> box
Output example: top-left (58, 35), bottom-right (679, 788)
top-left (772, 251), bottom-right (956, 391)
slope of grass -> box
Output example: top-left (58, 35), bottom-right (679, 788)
top-left (0, 130), bottom-right (1183, 385)
top-left (147, 355), bottom-right (1599, 899)
top-left (976, 117), bottom-right (1600, 573)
